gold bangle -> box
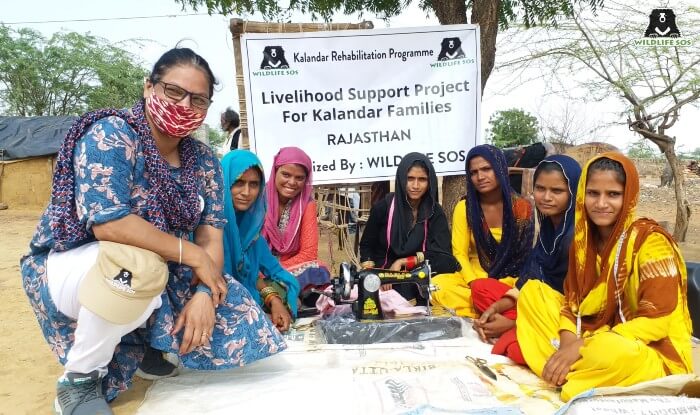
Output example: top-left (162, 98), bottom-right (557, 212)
top-left (260, 286), bottom-right (277, 299)
top-left (264, 293), bottom-right (281, 307)
top-left (361, 260), bottom-right (376, 269)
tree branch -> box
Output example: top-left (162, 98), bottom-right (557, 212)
top-left (640, 57), bottom-right (700, 105)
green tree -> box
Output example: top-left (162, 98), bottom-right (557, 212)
top-left (486, 108), bottom-right (538, 148)
top-left (627, 139), bottom-right (659, 160)
top-left (208, 126), bottom-right (227, 148)
top-left (0, 26), bottom-right (147, 116)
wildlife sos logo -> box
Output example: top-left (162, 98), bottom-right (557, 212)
top-left (634, 9), bottom-right (692, 47)
top-left (437, 37), bottom-right (465, 61)
top-left (645, 9), bottom-right (680, 37)
top-left (430, 37), bottom-right (474, 68)
top-left (107, 269), bottom-right (135, 294)
top-left (252, 46), bottom-right (299, 76)
top-left (260, 46), bottom-right (290, 69)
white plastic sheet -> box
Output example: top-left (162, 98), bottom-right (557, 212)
top-left (136, 332), bottom-right (547, 414)
top-left (136, 321), bottom-right (699, 415)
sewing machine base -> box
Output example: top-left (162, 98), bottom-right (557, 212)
top-left (316, 315), bottom-right (466, 345)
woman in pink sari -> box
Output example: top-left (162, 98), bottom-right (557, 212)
top-left (263, 147), bottom-right (331, 306)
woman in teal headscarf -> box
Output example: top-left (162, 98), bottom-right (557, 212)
top-left (222, 150), bottom-right (300, 332)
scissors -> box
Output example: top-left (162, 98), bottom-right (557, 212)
top-left (465, 355), bottom-right (497, 381)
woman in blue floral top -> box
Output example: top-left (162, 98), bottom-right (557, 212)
top-left (20, 48), bottom-right (286, 415)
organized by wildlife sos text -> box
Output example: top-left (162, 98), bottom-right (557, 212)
top-left (241, 25), bottom-right (482, 184)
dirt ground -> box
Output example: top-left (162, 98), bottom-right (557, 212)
top-left (1, 176), bottom-right (699, 414)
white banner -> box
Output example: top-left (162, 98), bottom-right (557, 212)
top-left (241, 25), bottom-right (481, 184)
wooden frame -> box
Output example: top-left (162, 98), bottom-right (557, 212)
top-left (508, 167), bottom-right (535, 198)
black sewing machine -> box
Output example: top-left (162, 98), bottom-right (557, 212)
top-left (330, 261), bottom-right (436, 320)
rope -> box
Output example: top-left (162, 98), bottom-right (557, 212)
top-left (315, 185), bottom-right (371, 269)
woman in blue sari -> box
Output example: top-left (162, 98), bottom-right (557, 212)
top-left (221, 150), bottom-right (300, 332)
top-left (20, 48), bottom-right (287, 414)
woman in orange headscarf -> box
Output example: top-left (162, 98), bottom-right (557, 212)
top-left (516, 152), bottom-right (693, 402)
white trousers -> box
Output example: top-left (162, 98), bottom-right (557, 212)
top-left (47, 242), bottom-right (162, 376)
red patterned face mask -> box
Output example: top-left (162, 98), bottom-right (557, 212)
top-left (146, 91), bottom-right (205, 138)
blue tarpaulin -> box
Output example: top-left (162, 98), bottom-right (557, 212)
top-left (0, 116), bottom-right (76, 160)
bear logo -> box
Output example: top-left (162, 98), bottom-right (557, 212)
top-left (644, 9), bottom-right (681, 38)
top-left (113, 269), bottom-right (133, 287)
top-left (260, 46), bottom-right (290, 70)
top-left (437, 37), bottom-right (466, 61)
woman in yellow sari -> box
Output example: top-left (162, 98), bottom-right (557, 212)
top-left (517, 152), bottom-right (693, 402)
top-left (431, 144), bottom-right (533, 318)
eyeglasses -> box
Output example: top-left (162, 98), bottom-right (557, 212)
top-left (156, 81), bottom-right (212, 110)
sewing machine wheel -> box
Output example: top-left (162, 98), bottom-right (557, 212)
top-left (338, 262), bottom-right (353, 298)
top-left (363, 273), bottom-right (381, 292)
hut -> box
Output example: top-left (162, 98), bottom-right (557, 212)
top-left (0, 116), bottom-right (76, 209)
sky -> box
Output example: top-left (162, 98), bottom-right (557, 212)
top-left (2, 0), bottom-right (698, 153)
